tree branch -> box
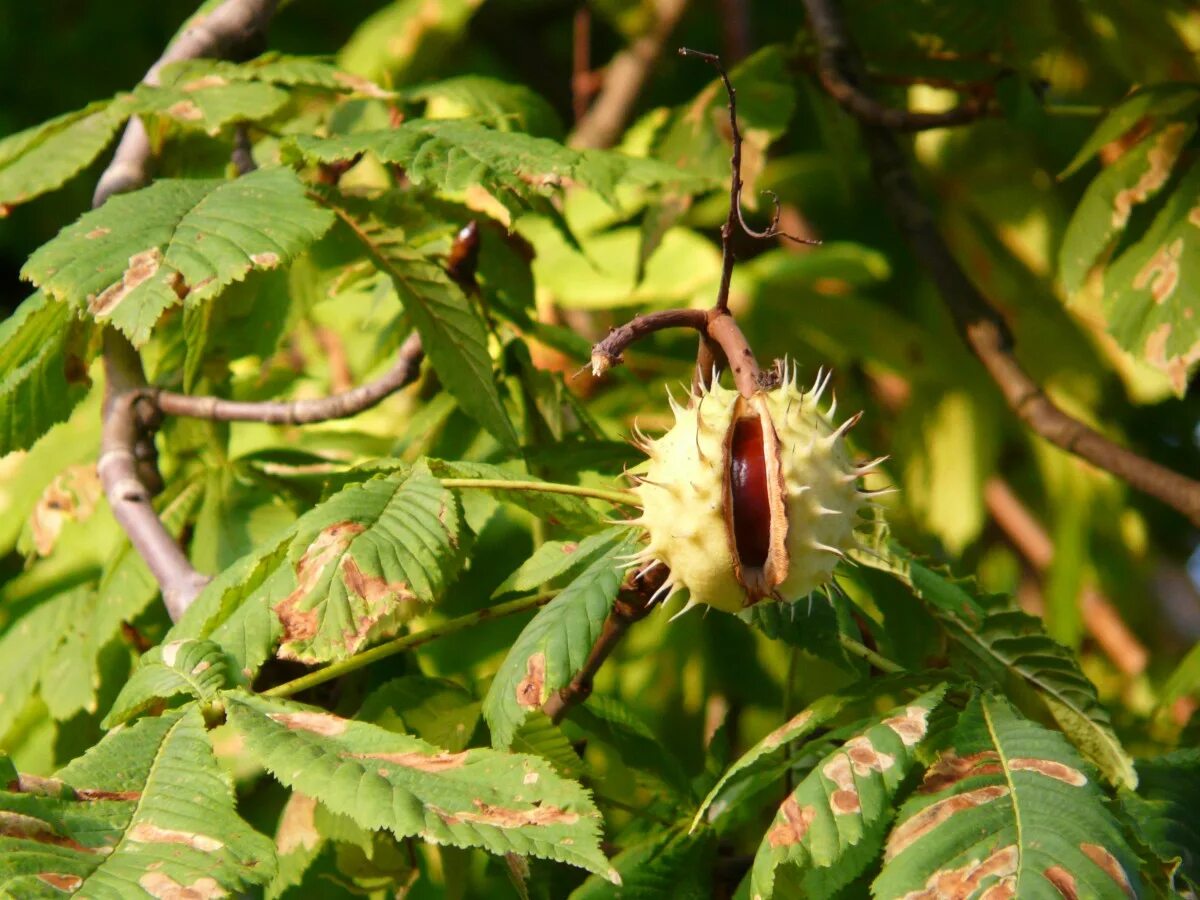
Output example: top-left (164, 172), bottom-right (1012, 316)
top-left (801, 0), bottom-right (1200, 527)
top-left (95, 0), bottom-right (280, 622)
top-left (984, 478), bottom-right (1148, 676)
top-left (803, 9), bottom-right (992, 132)
top-left (542, 565), bottom-right (666, 723)
top-left (154, 331), bottom-right (424, 424)
top-left (569, 0), bottom-right (691, 149)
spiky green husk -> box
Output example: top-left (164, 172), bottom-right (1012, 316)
top-left (632, 371), bottom-right (872, 614)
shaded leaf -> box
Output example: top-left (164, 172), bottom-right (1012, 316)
top-left (358, 675), bottom-right (481, 752)
top-left (1120, 748), bottom-right (1200, 890)
top-left (749, 686), bottom-right (947, 899)
top-left (223, 691), bottom-right (618, 881)
top-left (874, 694), bottom-right (1140, 899)
top-left (483, 531), bottom-right (638, 748)
top-left (570, 824), bottom-right (715, 899)
top-left (494, 527), bottom-right (633, 596)
top-left (0, 292), bottom-right (93, 456)
top-left (23, 167), bottom-right (334, 346)
top-left (406, 75), bottom-right (563, 138)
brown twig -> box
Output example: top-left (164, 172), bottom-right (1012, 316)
top-left (570, 0), bottom-right (691, 149)
top-left (95, 0), bottom-right (278, 622)
top-left (801, 0), bottom-right (1200, 527)
top-left (542, 565), bottom-right (667, 722)
top-left (231, 123), bottom-right (257, 175)
top-left (803, 9), bottom-right (993, 131)
top-left (571, 5), bottom-right (596, 123)
top-left (152, 332), bottom-right (424, 424)
top-left (984, 478), bottom-right (1148, 676)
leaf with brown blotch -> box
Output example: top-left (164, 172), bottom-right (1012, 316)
top-left (224, 691), bottom-right (619, 883)
top-left (748, 685), bottom-right (948, 900)
top-left (874, 694), bottom-right (1140, 900)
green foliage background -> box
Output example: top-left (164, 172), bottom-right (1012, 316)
top-left (1, 0), bottom-right (1199, 897)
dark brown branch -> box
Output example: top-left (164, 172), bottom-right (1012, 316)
top-left (984, 478), bottom-right (1148, 676)
top-left (231, 124), bottom-right (257, 175)
top-left (95, 0), bottom-right (279, 622)
top-left (802, 0), bottom-right (1200, 527)
top-left (542, 566), bottom-right (666, 722)
top-left (570, 0), bottom-right (690, 149)
top-left (153, 332), bottom-right (424, 424)
top-left (804, 11), bottom-right (992, 132)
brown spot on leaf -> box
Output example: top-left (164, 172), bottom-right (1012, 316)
top-left (89, 247), bottom-right (164, 317)
top-left (251, 251), bottom-right (281, 268)
top-left (899, 845), bottom-right (1018, 899)
top-left (30, 464), bottom-right (101, 556)
top-left (274, 521), bottom-right (365, 652)
top-left (1190, 205), bottom-right (1200, 229)
top-left (432, 798), bottom-right (579, 829)
top-left (561, 542), bottom-right (578, 554)
top-left (11, 773), bottom-right (68, 796)
top-left (516, 652), bottom-right (546, 709)
top-left (165, 100), bottom-right (204, 122)
top-left (0, 812), bottom-right (96, 852)
top-left (36, 873), bottom-right (82, 892)
top-left (1080, 843), bottom-right (1134, 897)
top-left (129, 822), bottom-right (224, 852)
top-left (1144, 323), bottom-right (1200, 394)
top-left (882, 705), bottom-right (931, 747)
top-left (74, 788), bottom-right (141, 801)
top-left (1044, 865), bottom-right (1078, 899)
top-left (1009, 757), bottom-right (1086, 786)
top-left (86, 227), bottom-right (110, 240)
top-left (831, 789), bottom-right (861, 814)
top-left (763, 710), bottom-right (813, 749)
top-left (919, 751), bottom-right (1003, 794)
top-left (139, 872), bottom-right (227, 899)
top-left (345, 749), bottom-right (467, 773)
top-left (767, 796), bottom-right (816, 847)
top-left (822, 753), bottom-right (861, 815)
top-left (1133, 237), bottom-right (1183, 304)
top-left (338, 556), bottom-right (420, 654)
top-left (276, 793), bottom-right (319, 855)
top-left (1112, 123), bottom-right (1190, 229)
top-left (885, 786), bottom-right (1010, 860)
top-left (268, 710), bottom-right (348, 736)
top-left (331, 70), bottom-right (392, 98)
top-left (181, 75), bottom-right (228, 91)
top-left (844, 736), bottom-right (895, 775)
top-left (978, 877), bottom-right (1017, 900)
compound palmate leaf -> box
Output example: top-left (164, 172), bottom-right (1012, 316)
top-left (874, 694), bottom-right (1140, 899)
top-left (222, 691), bottom-right (619, 883)
top-left (0, 707), bottom-right (273, 898)
top-left (483, 529), bottom-right (638, 749)
top-left (749, 685), bottom-right (948, 900)
top-left (22, 167), bottom-right (333, 346)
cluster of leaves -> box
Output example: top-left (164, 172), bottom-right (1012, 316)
top-left (0, 0), bottom-right (1199, 898)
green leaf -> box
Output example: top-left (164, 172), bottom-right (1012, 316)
top-left (0, 292), bottom-right (93, 456)
top-left (749, 686), bottom-right (948, 899)
top-left (693, 673), bottom-right (943, 832)
top-left (1059, 84), bottom-right (1200, 179)
top-left (510, 710), bottom-right (585, 779)
top-left (0, 708), bottom-right (274, 897)
top-left (23, 167), bottom-right (334, 346)
top-left (133, 80), bottom-right (288, 135)
top-left (159, 54), bottom-right (391, 94)
top-left (1120, 749), bottom-right (1200, 890)
top-left (857, 542), bottom-right (1136, 789)
top-left (0, 97), bottom-right (135, 210)
top-left (223, 691), bottom-right (619, 882)
top-left (570, 824), bottom-right (715, 899)
top-left (102, 639), bottom-right (232, 728)
top-left (338, 0), bottom-right (481, 85)
top-left (325, 199), bottom-right (519, 448)
top-left (874, 694), bottom-right (1140, 899)
top-left (1104, 161), bottom-right (1200, 395)
top-left (1059, 121), bottom-right (1195, 295)
top-left (483, 531), bottom-right (638, 748)
top-left (286, 120), bottom-right (702, 224)
top-left (426, 459), bottom-right (608, 533)
top-left (358, 675), bottom-right (481, 752)
top-left (570, 697), bottom-right (693, 800)
top-left (494, 527), bottom-right (633, 596)
top-left (406, 75), bottom-right (564, 138)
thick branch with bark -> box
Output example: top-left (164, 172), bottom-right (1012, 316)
top-left (801, 0), bottom-right (1200, 527)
